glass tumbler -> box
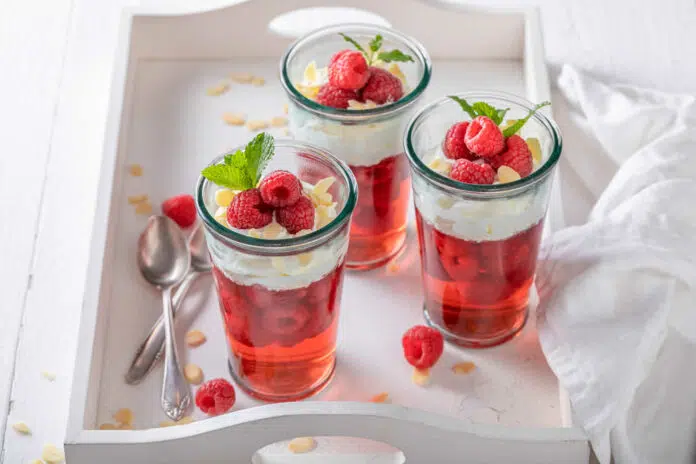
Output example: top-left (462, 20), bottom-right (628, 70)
top-left (404, 92), bottom-right (562, 348)
top-left (196, 140), bottom-right (357, 401)
top-left (280, 24), bottom-right (431, 270)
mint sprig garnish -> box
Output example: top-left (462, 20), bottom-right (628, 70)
top-left (340, 33), bottom-right (414, 65)
top-left (448, 96), bottom-right (551, 136)
top-left (202, 132), bottom-right (275, 190)
top-left (502, 101), bottom-right (551, 137)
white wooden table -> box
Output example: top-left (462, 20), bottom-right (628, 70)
top-left (1, 0), bottom-right (695, 461)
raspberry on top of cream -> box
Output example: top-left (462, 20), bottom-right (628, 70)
top-left (200, 133), bottom-right (347, 290)
top-left (424, 97), bottom-right (550, 186)
top-left (294, 32), bottom-right (412, 110)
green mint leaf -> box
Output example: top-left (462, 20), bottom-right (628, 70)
top-left (377, 49), bottom-right (414, 63)
top-left (339, 33), bottom-right (366, 55)
top-left (448, 96), bottom-right (478, 119)
top-left (244, 132), bottom-right (275, 185)
top-left (369, 34), bottom-right (383, 53)
top-left (224, 149), bottom-right (247, 169)
top-left (202, 132), bottom-right (275, 190)
top-left (502, 101), bottom-right (551, 137)
top-left (201, 164), bottom-right (253, 190)
top-left (472, 102), bottom-right (509, 125)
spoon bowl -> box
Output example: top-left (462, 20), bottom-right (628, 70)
top-left (138, 216), bottom-right (191, 288)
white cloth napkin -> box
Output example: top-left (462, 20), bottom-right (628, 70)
top-left (536, 65), bottom-right (696, 464)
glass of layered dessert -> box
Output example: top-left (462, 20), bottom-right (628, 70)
top-left (280, 24), bottom-right (431, 270)
top-left (404, 92), bottom-right (561, 348)
top-left (196, 133), bottom-right (357, 401)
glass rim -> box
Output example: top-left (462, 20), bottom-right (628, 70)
top-left (195, 138), bottom-right (358, 255)
top-left (279, 23), bottom-right (432, 122)
top-left (403, 91), bottom-right (563, 199)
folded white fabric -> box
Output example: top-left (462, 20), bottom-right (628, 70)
top-left (536, 65), bottom-right (696, 464)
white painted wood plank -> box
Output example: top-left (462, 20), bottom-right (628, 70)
top-left (0, 0), bottom-right (74, 455)
top-left (0, 0), bottom-right (140, 461)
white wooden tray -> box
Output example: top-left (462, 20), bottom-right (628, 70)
top-left (66, 0), bottom-right (588, 462)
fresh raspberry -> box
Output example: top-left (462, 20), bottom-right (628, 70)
top-left (464, 116), bottom-right (505, 158)
top-left (161, 194), bottom-right (196, 228)
top-left (258, 170), bottom-right (302, 207)
top-left (402, 325), bottom-right (444, 369)
top-left (450, 159), bottom-right (495, 184)
top-left (276, 195), bottom-right (315, 234)
top-left (328, 49), bottom-right (350, 67)
top-left (226, 188), bottom-right (273, 229)
top-left (442, 122), bottom-right (476, 160)
top-left (316, 84), bottom-right (359, 109)
top-left (361, 67), bottom-right (403, 104)
top-left (489, 135), bottom-right (533, 177)
top-left (195, 378), bottom-right (236, 415)
top-left (328, 50), bottom-right (370, 90)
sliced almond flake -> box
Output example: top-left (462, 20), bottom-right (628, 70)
top-left (222, 112), bottom-right (246, 126)
top-left (230, 72), bottom-right (254, 83)
top-left (388, 63), bottom-right (407, 84)
top-left (262, 222), bottom-right (283, 239)
top-left (127, 194), bottom-right (148, 205)
top-left (41, 370), bottom-right (56, 381)
top-left (452, 361), bottom-right (476, 375)
top-left (246, 120), bottom-right (269, 132)
top-left (113, 408), bottom-right (133, 425)
top-left (283, 103), bottom-right (289, 114)
top-left (294, 229), bottom-right (311, 237)
top-left (270, 116), bottom-right (288, 127)
top-left (412, 368), bottom-right (431, 386)
top-left (41, 444), bottom-right (65, 463)
top-left (248, 229), bottom-right (262, 238)
top-left (369, 392), bottom-right (389, 403)
top-left (316, 192), bottom-right (333, 206)
top-left (184, 364), bottom-right (203, 384)
top-left (297, 252), bottom-right (313, 267)
top-left (303, 61), bottom-right (318, 83)
top-left (500, 119), bottom-right (518, 131)
top-left (12, 422), bottom-right (31, 435)
top-left (526, 137), bottom-right (542, 163)
top-left (295, 83), bottom-right (320, 100)
top-left (214, 206), bottom-right (228, 226)
top-left (185, 329), bottom-right (207, 347)
top-left (288, 437), bottom-right (317, 454)
top-left (486, 224), bottom-right (493, 236)
top-left (215, 189), bottom-right (235, 207)
top-left (251, 76), bottom-right (265, 86)
top-left (497, 166), bottom-right (521, 184)
top-left (312, 177), bottom-right (335, 196)
top-left (347, 99), bottom-right (378, 110)
top-left (128, 164), bottom-right (143, 176)
top-left (427, 157), bottom-right (451, 175)
top-left (206, 82), bottom-right (230, 96)
top-left (134, 201), bottom-right (153, 215)
top-left (99, 423), bottom-right (117, 430)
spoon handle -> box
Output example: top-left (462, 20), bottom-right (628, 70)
top-left (124, 271), bottom-right (199, 385)
top-left (160, 286), bottom-right (191, 421)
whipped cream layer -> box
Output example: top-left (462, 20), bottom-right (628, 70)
top-left (289, 61), bottom-right (410, 167)
top-left (415, 146), bottom-right (550, 242)
top-left (204, 179), bottom-right (348, 290)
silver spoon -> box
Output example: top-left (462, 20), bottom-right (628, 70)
top-left (125, 224), bottom-right (212, 385)
top-left (137, 215), bottom-right (192, 420)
